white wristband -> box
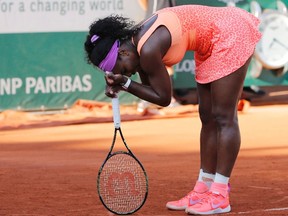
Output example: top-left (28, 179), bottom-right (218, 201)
top-left (122, 77), bottom-right (131, 90)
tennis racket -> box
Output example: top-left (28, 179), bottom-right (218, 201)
top-left (97, 97), bottom-right (148, 215)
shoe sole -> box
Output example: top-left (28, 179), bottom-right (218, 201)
top-left (166, 204), bottom-right (187, 211)
top-left (185, 205), bottom-right (231, 215)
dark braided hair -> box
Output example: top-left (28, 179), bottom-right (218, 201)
top-left (84, 15), bottom-right (141, 67)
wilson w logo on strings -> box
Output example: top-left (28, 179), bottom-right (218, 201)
top-left (107, 172), bottom-right (140, 197)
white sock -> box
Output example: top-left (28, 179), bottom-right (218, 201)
top-left (214, 173), bottom-right (230, 185)
top-left (198, 169), bottom-right (215, 188)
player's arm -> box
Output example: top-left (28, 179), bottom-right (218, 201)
top-left (126, 55), bottom-right (171, 107)
top-left (126, 26), bottom-right (172, 106)
top-left (105, 26), bottom-right (172, 106)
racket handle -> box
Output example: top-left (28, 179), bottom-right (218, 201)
top-left (105, 71), bottom-right (121, 128)
top-left (112, 97), bottom-right (121, 129)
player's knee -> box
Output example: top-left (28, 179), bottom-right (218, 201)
top-left (212, 111), bottom-right (236, 129)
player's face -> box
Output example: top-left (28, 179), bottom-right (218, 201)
top-left (112, 46), bottom-right (140, 77)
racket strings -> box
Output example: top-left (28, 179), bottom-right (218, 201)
top-left (98, 153), bottom-right (147, 214)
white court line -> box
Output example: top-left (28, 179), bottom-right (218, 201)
top-left (248, 185), bottom-right (272, 190)
top-left (228, 207), bottom-right (288, 215)
top-left (264, 207), bottom-right (288, 212)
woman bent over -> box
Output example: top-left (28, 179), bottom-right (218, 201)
top-left (84, 5), bottom-right (261, 215)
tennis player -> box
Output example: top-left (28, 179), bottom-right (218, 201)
top-left (84, 5), bottom-right (261, 215)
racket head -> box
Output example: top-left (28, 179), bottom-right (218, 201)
top-left (97, 151), bottom-right (148, 215)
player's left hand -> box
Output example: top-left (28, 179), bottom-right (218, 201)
top-left (105, 72), bottom-right (125, 86)
top-left (105, 85), bottom-right (120, 98)
top-left (104, 72), bottom-right (126, 97)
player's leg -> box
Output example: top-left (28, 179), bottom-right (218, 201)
top-left (186, 56), bottom-right (252, 215)
top-left (211, 57), bottom-right (251, 177)
top-left (196, 82), bottom-right (218, 176)
top-left (166, 71), bottom-right (217, 212)
top-left (166, 75), bottom-right (215, 211)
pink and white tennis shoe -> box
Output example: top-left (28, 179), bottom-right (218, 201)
top-left (166, 181), bottom-right (209, 210)
top-left (185, 182), bottom-right (231, 215)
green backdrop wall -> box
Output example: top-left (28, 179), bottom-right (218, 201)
top-left (0, 0), bottom-right (287, 111)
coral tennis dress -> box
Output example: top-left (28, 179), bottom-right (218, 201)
top-left (136, 5), bottom-right (262, 83)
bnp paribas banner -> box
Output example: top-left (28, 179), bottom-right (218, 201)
top-left (0, 0), bottom-right (145, 111)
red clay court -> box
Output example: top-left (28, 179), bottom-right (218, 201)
top-left (0, 103), bottom-right (288, 216)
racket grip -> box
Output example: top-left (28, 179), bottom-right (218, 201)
top-left (105, 71), bottom-right (121, 128)
top-left (112, 97), bottom-right (121, 128)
